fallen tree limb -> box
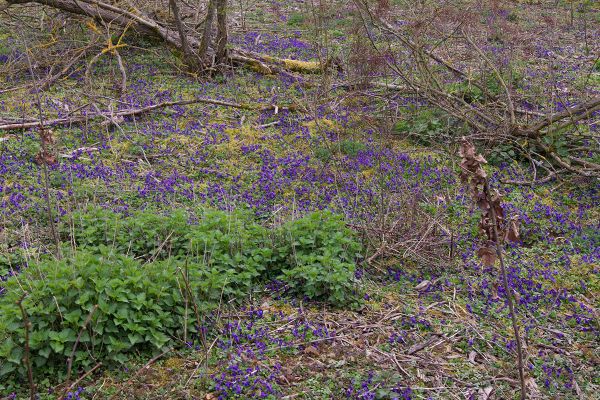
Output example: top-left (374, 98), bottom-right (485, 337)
top-left (517, 96), bottom-right (600, 138)
top-left (0, 97), bottom-right (287, 131)
top-left (5, 0), bottom-right (326, 75)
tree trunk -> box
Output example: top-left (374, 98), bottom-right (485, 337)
top-left (198, 0), bottom-right (216, 62)
top-left (169, 0), bottom-right (196, 68)
top-left (215, 0), bottom-right (228, 62)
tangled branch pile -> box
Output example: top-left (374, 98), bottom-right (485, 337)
top-left (353, 0), bottom-right (599, 181)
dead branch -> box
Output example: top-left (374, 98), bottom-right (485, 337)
top-left (60, 362), bottom-right (102, 400)
top-left (353, 0), bottom-right (600, 179)
top-left (5, 0), bottom-right (324, 75)
top-left (0, 97), bottom-right (292, 131)
top-left (114, 48), bottom-right (127, 95)
top-left (65, 305), bottom-right (98, 383)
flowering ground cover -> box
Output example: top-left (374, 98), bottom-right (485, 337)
top-left (0, 0), bottom-right (599, 399)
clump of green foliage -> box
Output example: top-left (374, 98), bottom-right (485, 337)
top-left (287, 12), bottom-right (305, 26)
top-left (67, 207), bottom-right (362, 304)
top-left (339, 139), bottom-right (367, 158)
top-left (394, 109), bottom-right (446, 145)
top-left (0, 250), bottom-right (187, 379)
top-left (274, 211), bottom-right (362, 305)
top-left (0, 208), bottom-right (362, 383)
top-left (66, 207), bottom-right (280, 306)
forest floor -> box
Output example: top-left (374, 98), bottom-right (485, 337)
top-left (0, 0), bottom-right (599, 399)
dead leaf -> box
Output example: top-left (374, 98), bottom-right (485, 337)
top-left (35, 151), bottom-right (57, 165)
top-left (506, 220), bottom-right (520, 242)
top-left (477, 246), bottom-right (497, 266)
top-left (474, 154), bottom-right (487, 164)
top-left (414, 280), bottom-right (431, 291)
top-left (475, 166), bottom-right (488, 179)
top-left (459, 138), bottom-right (475, 159)
top-left (525, 377), bottom-right (542, 398)
top-left (477, 194), bottom-right (490, 211)
top-left (478, 386), bottom-right (493, 400)
top-left (468, 351), bottom-right (477, 364)
top-left (512, 289), bottom-right (521, 304)
top-left (39, 128), bottom-right (55, 145)
top-left (304, 345), bottom-right (319, 357)
top-left (491, 282), bottom-right (500, 300)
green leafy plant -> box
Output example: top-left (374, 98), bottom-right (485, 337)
top-left (287, 13), bottom-right (305, 27)
top-left (393, 109), bottom-right (447, 145)
top-left (274, 211), bottom-right (362, 305)
top-left (0, 250), bottom-right (189, 380)
top-left (66, 207), bottom-right (191, 259)
top-left (1, 208), bottom-right (363, 383)
top-left (339, 139), bottom-right (367, 158)
top-left (488, 143), bottom-right (517, 165)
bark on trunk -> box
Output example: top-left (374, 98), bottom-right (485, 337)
top-left (169, 0), bottom-right (195, 67)
top-left (215, 0), bottom-right (227, 62)
top-left (198, 0), bottom-right (216, 62)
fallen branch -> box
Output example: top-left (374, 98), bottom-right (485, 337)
top-left (520, 96), bottom-right (600, 137)
top-left (108, 347), bottom-right (172, 400)
top-left (0, 97), bottom-right (287, 131)
top-left (6, 0), bottom-right (326, 75)
top-left (500, 170), bottom-right (563, 186)
top-left (60, 362), bottom-right (102, 400)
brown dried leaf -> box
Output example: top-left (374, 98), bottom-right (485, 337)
top-left (525, 377), bottom-right (542, 398)
top-left (304, 345), bottom-right (319, 357)
top-left (35, 151), bottom-right (57, 166)
top-left (477, 246), bottom-right (497, 266)
top-left (475, 166), bottom-right (487, 179)
top-left (478, 386), bottom-right (493, 400)
top-left (468, 350), bottom-right (477, 364)
top-left (474, 154), bottom-right (487, 164)
top-left (414, 280), bottom-right (431, 291)
top-left (506, 220), bottom-right (520, 242)
top-left (459, 171), bottom-right (470, 184)
top-left (493, 202), bottom-right (504, 220)
top-left (512, 289), bottom-right (521, 304)
top-left (491, 282), bottom-right (499, 300)
top-left (39, 128), bottom-right (55, 146)
top-left (477, 195), bottom-right (490, 211)
top-left (459, 138), bottom-right (475, 159)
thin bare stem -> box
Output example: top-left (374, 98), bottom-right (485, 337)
top-left (16, 293), bottom-right (36, 400)
top-left (22, 41), bottom-right (62, 259)
top-left (65, 304), bottom-right (98, 383)
top-left (485, 180), bottom-right (526, 400)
